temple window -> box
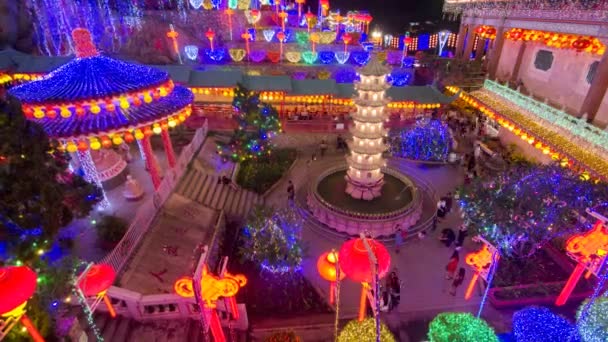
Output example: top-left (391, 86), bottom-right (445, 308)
top-left (534, 50), bottom-right (554, 71)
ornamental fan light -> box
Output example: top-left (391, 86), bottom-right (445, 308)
top-left (185, 45), bottom-right (199, 60)
top-left (230, 48), bottom-right (247, 62)
top-left (189, 0), bottom-right (204, 9)
top-left (263, 29), bottom-right (276, 42)
top-left (246, 9), bottom-right (262, 26)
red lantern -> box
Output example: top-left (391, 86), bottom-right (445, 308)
top-left (475, 26), bottom-right (485, 34)
top-left (77, 140), bottom-right (88, 152)
top-left (78, 264), bottom-right (116, 296)
top-left (572, 37), bottom-right (591, 52)
top-left (276, 31), bottom-right (286, 42)
top-left (342, 33), bottom-right (352, 45)
top-left (267, 51), bottom-right (281, 63)
top-left (124, 131), bottom-right (134, 143)
top-left (339, 238), bottom-right (390, 283)
top-left (403, 37), bottom-right (412, 46)
top-left (485, 27), bottom-right (496, 37)
top-left (101, 136), bottom-right (112, 149)
top-left (0, 266), bottom-right (37, 315)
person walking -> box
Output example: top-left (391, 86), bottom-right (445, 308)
top-left (445, 250), bottom-right (459, 280)
top-left (449, 268), bottom-right (466, 296)
top-left (319, 139), bottom-right (328, 157)
top-left (388, 272), bottom-right (401, 310)
top-left (444, 192), bottom-right (453, 213)
top-left (394, 224), bottom-right (405, 254)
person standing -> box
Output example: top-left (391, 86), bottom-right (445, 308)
top-left (388, 272), bottom-right (401, 310)
top-left (444, 192), bottom-right (453, 213)
top-left (287, 180), bottom-right (295, 204)
top-left (450, 268), bottom-right (466, 296)
top-left (319, 139), bottom-right (328, 157)
top-left (456, 224), bottom-right (468, 247)
top-left (394, 225), bottom-right (405, 254)
top-left (445, 250), bottom-right (459, 279)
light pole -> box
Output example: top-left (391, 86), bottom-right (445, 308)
top-left (359, 232), bottom-right (381, 342)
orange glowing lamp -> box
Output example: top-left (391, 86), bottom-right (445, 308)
top-left (464, 244), bottom-right (498, 300)
top-left (295, 0), bottom-right (305, 18)
top-left (78, 264), bottom-right (117, 318)
top-left (310, 32), bottom-right (320, 53)
top-left (279, 11), bottom-right (288, 31)
top-left (241, 32), bottom-right (252, 57)
top-left (317, 251), bottom-right (346, 305)
top-left (174, 265), bottom-right (246, 342)
top-left (206, 28), bottom-right (216, 51)
top-left (277, 31), bottom-right (286, 60)
top-left (556, 220), bottom-right (608, 306)
top-left (305, 10), bottom-right (316, 33)
top-left (320, 0), bottom-right (329, 16)
top-left (342, 33), bottom-right (352, 53)
top-left (0, 266), bottom-right (45, 342)
top-left (166, 25), bottom-right (181, 63)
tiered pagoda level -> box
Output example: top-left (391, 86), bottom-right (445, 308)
top-left (345, 56), bottom-right (391, 200)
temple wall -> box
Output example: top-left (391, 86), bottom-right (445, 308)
top-left (496, 39), bottom-right (607, 126)
top-left (497, 126), bottom-right (553, 165)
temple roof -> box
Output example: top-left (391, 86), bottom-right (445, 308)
top-left (358, 54), bottom-right (391, 77)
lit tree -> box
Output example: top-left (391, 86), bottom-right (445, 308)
top-left (390, 118), bottom-right (451, 162)
top-left (513, 306), bottom-right (578, 342)
top-left (458, 164), bottom-right (608, 258)
top-left (239, 206), bottom-right (304, 273)
top-left (577, 297), bottom-right (608, 342)
top-left (337, 318), bottom-right (396, 342)
top-left (0, 95), bottom-right (101, 340)
top-left (427, 312), bottom-right (498, 342)
top-left (218, 83), bottom-right (281, 162)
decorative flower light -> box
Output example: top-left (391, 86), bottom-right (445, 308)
top-left (319, 31), bottom-right (337, 44)
top-left (279, 10), bottom-right (288, 31)
top-left (319, 51), bottom-right (335, 64)
top-left (285, 51), bottom-right (302, 63)
top-left (189, 0), bottom-right (204, 9)
top-left (277, 31), bottom-right (286, 61)
top-left (351, 50), bottom-right (370, 66)
top-left (249, 50), bottom-right (267, 63)
top-left (320, 0), bottom-right (330, 16)
top-left (166, 24), bottom-right (182, 64)
top-left (228, 0), bottom-right (238, 9)
top-left (302, 51), bottom-right (318, 64)
top-left (205, 28), bottom-right (216, 51)
top-left (245, 9), bottom-right (262, 28)
top-left (184, 45), bottom-right (199, 60)
top-left (335, 51), bottom-right (350, 64)
top-left (263, 29), bottom-right (276, 43)
top-left (205, 48), bottom-right (226, 62)
top-left (230, 48), bottom-right (246, 62)
top-left (402, 36), bottom-right (412, 68)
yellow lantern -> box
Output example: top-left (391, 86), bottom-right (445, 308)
top-left (34, 108), bottom-right (45, 119)
top-left (153, 125), bottom-right (162, 135)
top-left (60, 107), bottom-right (72, 118)
top-left (134, 129), bottom-right (144, 140)
top-left (119, 98), bottom-right (130, 110)
top-left (112, 135), bottom-right (123, 145)
top-left (66, 142), bottom-right (78, 153)
top-left (144, 94), bottom-right (153, 103)
top-left (90, 104), bottom-right (101, 114)
top-left (168, 119), bottom-right (177, 128)
top-left (159, 87), bottom-right (168, 97)
top-left (90, 138), bottom-right (101, 150)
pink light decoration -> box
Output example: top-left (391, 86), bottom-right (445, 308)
top-left (72, 28), bottom-right (99, 58)
top-left (206, 28), bottom-right (216, 51)
top-left (241, 32), bottom-right (252, 59)
top-left (277, 31), bottom-right (286, 61)
top-left (342, 33), bottom-right (352, 53)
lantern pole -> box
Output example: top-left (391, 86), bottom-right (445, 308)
top-left (334, 249), bottom-right (341, 341)
top-left (192, 245), bottom-right (211, 342)
top-left (476, 250), bottom-right (498, 318)
top-left (359, 233), bottom-right (381, 342)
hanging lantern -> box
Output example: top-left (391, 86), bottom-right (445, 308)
top-left (572, 37), bottom-right (592, 52)
top-left (342, 33), bottom-right (352, 53)
top-left (320, 0), bottom-right (329, 16)
top-left (278, 11), bottom-right (288, 31)
top-left (241, 32), bottom-right (252, 57)
top-left (78, 264), bottom-right (117, 318)
top-left (305, 10), bottom-right (316, 33)
top-left (317, 251), bottom-right (345, 305)
top-left (310, 32), bottom-right (320, 53)
top-left (225, 9), bottom-right (235, 41)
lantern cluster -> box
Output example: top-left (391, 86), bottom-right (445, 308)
top-left (21, 80), bottom-right (175, 120)
top-left (387, 102), bottom-right (441, 109)
top-left (505, 28), bottom-right (605, 55)
top-left (446, 86), bottom-right (598, 182)
top-left (61, 106), bottom-right (192, 153)
top-left (0, 73), bottom-right (44, 87)
top-left (191, 87), bottom-right (235, 97)
top-left (476, 25), bottom-right (497, 40)
top-left (284, 94), bottom-right (331, 104)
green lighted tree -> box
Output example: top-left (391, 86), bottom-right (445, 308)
top-left (458, 164), bottom-right (608, 258)
top-left (239, 206), bottom-right (304, 274)
top-left (217, 83), bottom-right (281, 162)
top-left (428, 312), bottom-right (498, 342)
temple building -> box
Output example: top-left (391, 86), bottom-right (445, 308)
top-left (444, 0), bottom-right (608, 182)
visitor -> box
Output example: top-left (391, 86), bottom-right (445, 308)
top-left (221, 175), bottom-right (238, 191)
top-left (456, 224), bottom-right (468, 247)
top-left (437, 199), bottom-right (447, 219)
top-left (439, 228), bottom-right (456, 247)
top-left (394, 225), bottom-right (406, 254)
top-left (336, 134), bottom-right (346, 152)
top-left (450, 268), bottom-right (466, 296)
top-left (432, 215), bottom-right (438, 231)
top-left (417, 231), bottom-right (427, 240)
top-left (445, 250), bottom-right (459, 280)
top-left (474, 143), bottom-right (481, 161)
top-left (388, 272), bottom-right (401, 310)
top-left (443, 192), bottom-right (453, 213)
top-left (319, 140), bottom-right (328, 157)
top-left (287, 180), bottom-right (295, 204)
top-left (379, 289), bottom-right (390, 312)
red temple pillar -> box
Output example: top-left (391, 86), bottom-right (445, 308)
top-left (161, 129), bottom-right (176, 168)
top-left (455, 24), bottom-right (467, 59)
top-left (579, 52), bottom-right (608, 123)
top-left (142, 136), bottom-right (162, 189)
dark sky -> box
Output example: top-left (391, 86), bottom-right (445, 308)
top-left (327, 0), bottom-right (445, 35)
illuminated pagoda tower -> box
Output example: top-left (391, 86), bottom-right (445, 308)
top-left (10, 28), bottom-right (193, 207)
top-left (345, 55), bottom-right (390, 200)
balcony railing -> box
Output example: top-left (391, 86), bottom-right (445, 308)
top-left (482, 79), bottom-right (608, 155)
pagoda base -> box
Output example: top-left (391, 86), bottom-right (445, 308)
top-left (308, 166), bottom-right (422, 238)
top-left (344, 178), bottom-right (384, 201)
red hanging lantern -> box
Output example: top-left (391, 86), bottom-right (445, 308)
top-left (0, 266), bottom-right (37, 315)
top-left (339, 238), bottom-right (391, 283)
top-left (124, 131), bottom-right (135, 143)
top-left (78, 264), bottom-right (116, 296)
top-left (404, 37), bottom-right (413, 46)
top-left (475, 26), bottom-right (486, 34)
top-left (572, 37), bottom-right (592, 52)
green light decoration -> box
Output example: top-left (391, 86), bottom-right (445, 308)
top-left (228, 0), bottom-right (237, 8)
top-left (296, 31), bottom-right (309, 46)
top-left (483, 79), bottom-right (608, 151)
top-left (427, 312), bottom-right (498, 342)
top-left (337, 318), bottom-right (396, 342)
top-left (217, 83), bottom-right (281, 162)
top-left (302, 51), bottom-right (318, 64)
top-left (576, 297), bottom-right (608, 342)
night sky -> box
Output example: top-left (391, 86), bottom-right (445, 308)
top-left (327, 0), bottom-right (446, 35)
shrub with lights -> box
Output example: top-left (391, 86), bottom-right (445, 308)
top-left (390, 118), bottom-right (451, 162)
top-left (240, 206), bottom-right (304, 274)
top-left (337, 318), bottom-right (396, 342)
top-left (512, 306), bottom-right (579, 342)
top-left (458, 164), bottom-right (608, 258)
top-left (218, 83), bottom-right (281, 162)
top-left (577, 297), bottom-right (608, 342)
top-left (427, 312), bottom-right (498, 342)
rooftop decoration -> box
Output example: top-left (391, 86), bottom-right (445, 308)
top-left (427, 312), bottom-right (498, 342)
top-left (504, 28), bottom-right (605, 55)
top-left (10, 28), bottom-right (193, 193)
top-left (346, 54), bottom-right (390, 200)
top-left (458, 164), bottom-right (608, 258)
top-left (0, 266), bottom-right (45, 342)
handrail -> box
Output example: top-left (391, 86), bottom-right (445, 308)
top-left (100, 120), bottom-right (209, 274)
top-left (310, 164), bottom-right (421, 220)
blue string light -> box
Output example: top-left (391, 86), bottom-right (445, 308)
top-left (204, 48), bottom-right (227, 63)
top-left (387, 71), bottom-right (412, 87)
top-left (351, 51), bottom-right (370, 66)
top-left (10, 56), bottom-right (169, 103)
top-left (513, 306), bottom-right (579, 342)
top-left (318, 51), bottom-right (335, 64)
top-left (391, 118), bottom-right (451, 162)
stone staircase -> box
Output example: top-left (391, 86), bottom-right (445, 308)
top-left (175, 165), bottom-right (264, 220)
top-left (87, 313), bottom-right (247, 342)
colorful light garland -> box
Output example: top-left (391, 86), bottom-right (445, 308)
top-left (391, 118), bottom-right (451, 162)
top-left (504, 28), bottom-right (605, 55)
